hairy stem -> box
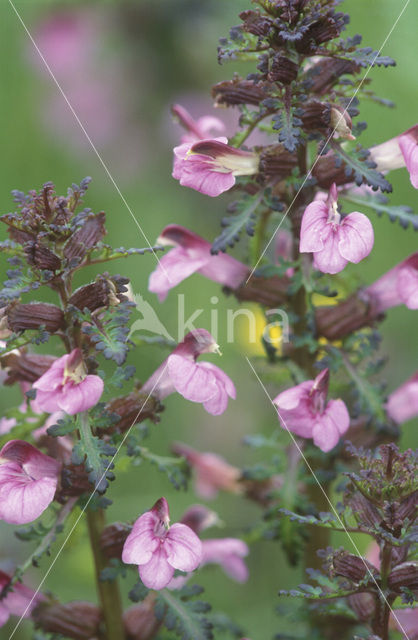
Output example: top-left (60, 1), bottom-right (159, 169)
top-left (86, 508), bottom-right (125, 640)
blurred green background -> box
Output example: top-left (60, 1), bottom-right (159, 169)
top-left (0, 1), bottom-right (417, 638)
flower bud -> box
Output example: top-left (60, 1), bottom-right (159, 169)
top-left (123, 594), bottom-right (162, 640)
top-left (2, 352), bottom-right (56, 385)
top-left (330, 106), bottom-right (355, 140)
top-left (212, 78), bottom-right (268, 106)
top-left (388, 562), bottom-right (418, 593)
top-left (307, 58), bottom-right (359, 96)
top-left (259, 146), bottom-right (298, 180)
top-left (345, 492), bottom-right (382, 530)
top-left (59, 463), bottom-right (94, 498)
top-left (348, 593), bottom-right (376, 622)
top-left (104, 391), bottom-right (163, 433)
top-left (33, 601), bottom-right (102, 639)
top-left (268, 55), bottom-right (298, 84)
top-left (332, 550), bottom-right (378, 583)
top-left (63, 212), bottom-right (106, 261)
top-left (231, 273), bottom-right (290, 307)
top-left (100, 521), bottom-right (132, 559)
top-left (239, 10), bottom-right (273, 37)
top-left (24, 241), bottom-right (62, 271)
top-left (301, 101), bottom-right (331, 131)
top-left (7, 302), bottom-right (65, 333)
top-left (313, 152), bottom-right (354, 189)
top-left (69, 275), bottom-right (126, 313)
top-left (315, 292), bottom-right (381, 341)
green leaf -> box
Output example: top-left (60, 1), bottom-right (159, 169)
top-left (272, 108), bottom-right (302, 153)
top-left (332, 144), bottom-right (392, 193)
top-left (86, 243), bottom-right (165, 265)
top-left (73, 412), bottom-right (116, 493)
top-left (100, 559), bottom-right (127, 582)
top-left (343, 192), bottom-right (418, 231)
top-left (157, 586), bottom-right (213, 640)
top-left (211, 191), bottom-right (263, 254)
top-left (79, 301), bottom-right (134, 365)
top-left (128, 580), bottom-right (150, 603)
top-left (342, 47), bottom-right (395, 69)
top-left (47, 415), bottom-right (78, 437)
top-left (130, 447), bottom-right (190, 491)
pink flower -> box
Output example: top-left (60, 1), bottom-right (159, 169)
top-left (386, 372), bottom-right (418, 424)
top-left (369, 124), bottom-right (418, 189)
top-left (122, 497), bottom-right (202, 590)
top-left (390, 608), bottom-right (418, 640)
top-left (172, 104), bottom-right (225, 144)
top-left (173, 138), bottom-right (259, 197)
top-left (0, 440), bottom-right (60, 524)
top-left (33, 348), bottom-right (104, 415)
top-left (200, 538), bottom-right (249, 582)
top-left (273, 369), bottom-right (350, 452)
top-left (300, 183), bottom-right (374, 274)
top-left (172, 442), bottom-right (241, 499)
top-left (365, 252), bottom-right (418, 312)
top-left (149, 225), bottom-right (249, 301)
top-left (141, 329), bottom-right (236, 416)
top-left (0, 570), bottom-right (44, 628)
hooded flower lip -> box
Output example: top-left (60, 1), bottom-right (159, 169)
top-left (121, 497), bottom-right (202, 590)
top-left (141, 330), bottom-right (236, 416)
top-left (33, 348), bottom-right (104, 415)
top-left (0, 440), bottom-right (60, 524)
top-left (173, 139), bottom-right (259, 197)
top-left (171, 104), bottom-right (225, 144)
top-left (300, 183), bottom-right (374, 274)
top-left (0, 570), bottom-right (44, 628)
top-left (365, 252), bottom-right (418, 312)
top-left (369, 124), bottom-right (418, 189)
top-left (273, 368), bottom-right (350, 452)
top-left (148, 224), bottom-right (249, 302)
top-left (386, 372), bottom-right (418, 424)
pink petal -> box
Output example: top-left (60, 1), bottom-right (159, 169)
top-left (165, 523), bottom-right (202, 572)
top-left (57, 375), bottom-right (104, 415)
top-left (338, 212), bottom-right (374, 264)
top-left (0, 603), bottom-right (10, 627)
top-left (0, 462), bottom-right (57, 524)
top-left (33, 388), bottom-right (63, 413)
top-left (312, 227), bottom-right (348, 274)
top-left (398, 264), bottom-right (418, 309)
top-left (399, 132), bottom-right (418, 189)
top-left (167, 355), bottom-right (218, 403)
top-left (2, 581), bottom-right (41, 618)
top-left (299, 201), bottom-right (328, 253)
top-left (273, 382), bottom-right (312, 411)
top-left (311, 400), bottom-right (350, 452)
top-left (196, 116), bottom-right (225, 138)
top-left (197, 362), bottom-right (236, 399)
top-left (32, 356), bottom-right (65, 392)
top-left (176, 154), bottom-right (236, 197)
top-left (201, 538), bottom-right (249, 583)
top-left (139, 547), bottom-right (174, 590)
top-left (149, 247), bottom-right (208, 302)
top-left (122, 512), bottom-right (160, 566)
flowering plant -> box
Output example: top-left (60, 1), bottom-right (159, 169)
top-left (0, 1), bottom-right (417, 639)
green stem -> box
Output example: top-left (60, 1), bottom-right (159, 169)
top-left (86, 508), bottom-right (125, 640)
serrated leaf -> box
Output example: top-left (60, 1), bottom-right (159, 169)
top-left (157, 587), bottom-right (213, 640)
top-left (342, 47), bottom-right (395, 68)
top-left (128, 580), bottom-right (150, 603)
top-left (100, 558), bottom-right (126, 582)
top-left (47, 415), bottom-right (78, 437)
top-left (343, 192), bottom-right (418, 231)
top-left (79, 301), bottom-right (134, 365)
top-left (86, 243), bottom-right (165, 265)
top-left (211, 191), bottom-right (263, 254)
top-left (73, 414), bottom-right (116, 493)
top-left (333, 144), bottom-right (392, 192)
top-left (272, 109), bottom-right (302, 153)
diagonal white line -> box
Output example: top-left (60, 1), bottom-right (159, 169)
top-left (8, 0), bottom-right (171, 282)
top-left (245, 356), bottom-right (410, 639)
top-left (246, 0), bottom-right (411, 283)
top-left (7, 364), bottom-right (169, 640)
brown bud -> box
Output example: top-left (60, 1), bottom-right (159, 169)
top-left (230, 273), bottom-right (290, 307)
top-left (345, 492), bottom-right (382, 530)
top-left (259, 145), bottom-right (298, 180)
top-left (7, 302), bottom-right (65, 333)
top-left (2, 352), bottom-right (56, 385)
top-left (296, 15), bottom-right (342, 54)
top-left (268, 55), bottom-right (298, 84)
top-left (308, 57), bottom-right (359, 95)
top-left (332, 550), bottom-right (378, 583)
top-left (24, 241), bottom-right (62, 271)
top-left (100, 521), bottom-right (132, 559)
top-left (212, 78), bottom-right (268, 107)
top-left (63, 212), bottom-right (106, 261)
top-left (388, 562), bottom-right (418, 593)
top-left (104, 392), bottom-right (163, 434)
top-left (301, 101), bottom-right (331, 132)
top-left (33, 601), bottom-right (102, 640)
top-left (69, 275), bottom-right (123, 313)
top-left (348, 593), bottom-right (376, 622)
top-left (239, 10), bottom-right (273, 37)
top-left (243, 474), bottom-right (285, 507)
top-left (315, 292), bottom-right (382, 341)
top-left (397, 490), bottom-right (418, 522)
top-left (124, 594), bottom-right (163, 640)
top-left (59, 463), bottom-right (94, 498)
top-left (312, 152), bottom-right (356, 189)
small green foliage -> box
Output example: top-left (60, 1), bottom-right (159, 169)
top-left (333, 144), bottom-right (392, 192)
top-left (156, 584), bottom-right (214, 640)
top-left (100, 558), bottom-right (127, 583)
top-left (343, 191), bottom-right (418, 231)
top-left (211, 191), bottom-right (263, 254)
top-left (79, 301), bottom-right (134, 365)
